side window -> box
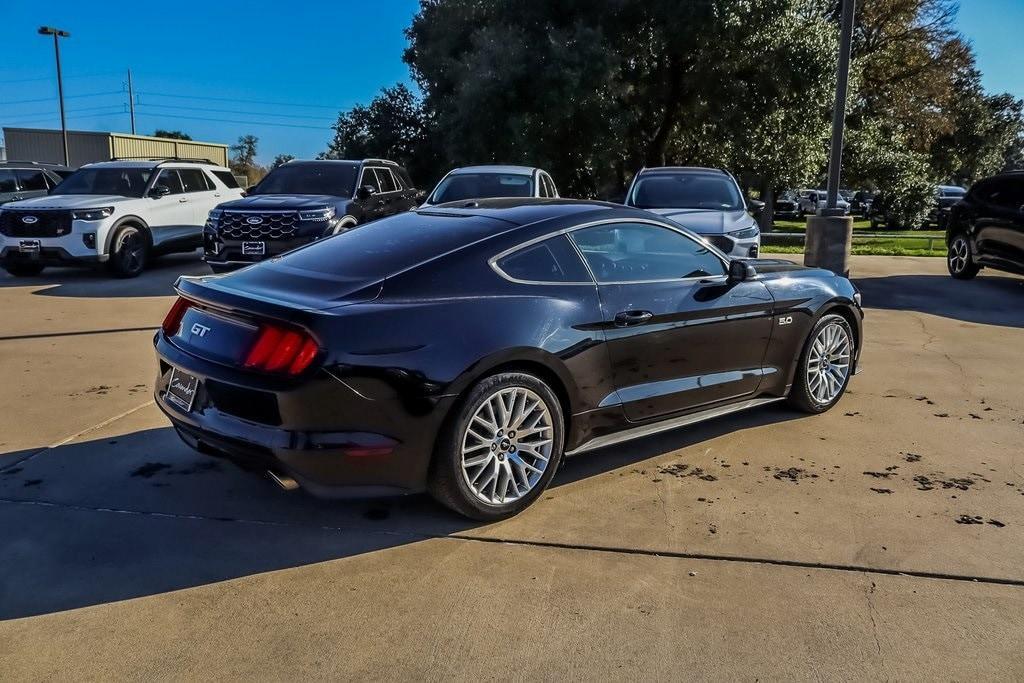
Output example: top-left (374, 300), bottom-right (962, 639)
top-left (375, 168), bottom-right (398, 193)
top-left (16, 170), bottom-right (49, 191)
top-left (155, 169), bottom-right (184, 195)
top-left (980, 178), bottom-right (1024, 210)
top-left (178, 168), bottom-right (209, 193)
top-left (211, 170), bottom-right (240, 188)
top-left (545, 175), bottom-right (559, 197)
top-left (360, 168), bottom-right (380, 192)
top-left (570, 222), bottom-right (725, 283)
top-left (0, 170), bottom-right (18, 192)
top-left (540, 175), bottom-right (553, 198)
top-left (495, 234), bottom-right (592, 283)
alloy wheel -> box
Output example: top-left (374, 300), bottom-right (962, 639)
top-left (948, 237), bottom-right (969, 274)
top-left (120, 231), bottom-right (144, 272)
top-left (460, 387), bottom-right (554, 505)
top-left (806, 322), bottom-right (852, 405)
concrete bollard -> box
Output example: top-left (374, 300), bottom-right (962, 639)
top-left (804, 215), bottom-right (853, 277)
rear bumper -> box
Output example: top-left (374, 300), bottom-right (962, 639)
top-left (153, 333), bottom-right (455, 496)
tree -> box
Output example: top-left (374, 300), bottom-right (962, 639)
top-left (402, 0), bottom-right (838, 198)
top-left (324, 84), bottom-right (438, 186)
top-left (152, 129), bottom-right (192, 140)
top-left (230, 134), bottom-right (266, 185)
top-left (272, 153), bottom-right (296, 169)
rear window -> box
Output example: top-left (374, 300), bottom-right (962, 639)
top-left (16, 170), bottom-right (50, 191)
top-left (430, 173), bottom-right (534, 204)
top-left (212, 170), bottom-right (240, 188)
top-left (277, 210), bottom-right (510, 278)
top-left (496, 235), bottom-right (591, 283)
top-left (0, 170), bottom-right (16, 192)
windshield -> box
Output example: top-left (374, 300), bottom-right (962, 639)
top-left (51, 167), bottom-right (153, 197)
top-left (839, 190), bottom-right (854, 200)
top-left (429, 173), bottom-right (533, 204)
top-left (940, 187), bottom-right (966, 197)
top-left (629, 173), bottom-right (743, 210)
top-left (250, 164), bottom-right (359, 197)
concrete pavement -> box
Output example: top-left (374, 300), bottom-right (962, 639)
top-left (1, 253), bottom-right (1023, 679)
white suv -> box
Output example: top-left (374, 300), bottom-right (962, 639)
top-left (0, 159), bottom-right (243, 277)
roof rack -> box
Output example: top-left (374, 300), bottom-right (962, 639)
top-left (361, 158), bottom-right (398, 166)
top-left (0, 159), bottom-right (71, 167)
top-left (110, 156), bottom-right (219, 165)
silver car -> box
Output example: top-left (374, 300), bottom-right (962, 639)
top-left (623, 166), bottom-right (761, 258)
top-left (422, 165), bottom-right (559, 206)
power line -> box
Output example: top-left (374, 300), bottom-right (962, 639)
top-left (136, 101), bottom-right (335, 121)
top-left (133, 109), bottom-right (332, 130)
top-left (0, 72), bottom-right (122, 85)
top-left (2, 109), bottom-right (128, 126)
top-left (137, 90), bottom-right (345, 110)
top-left (2, 90), bottom-right (123, 106)
top-left (2, 105), bottom-right (125, 122)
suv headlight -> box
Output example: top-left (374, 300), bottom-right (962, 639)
top-left (207, 209), bottom-right (223, 225)
top-left (72, 207), bottom-right (114, 221)
top-left (730, 226), bottom-right (760, 240)
top-left (299, 207), bottom-right (335, 222)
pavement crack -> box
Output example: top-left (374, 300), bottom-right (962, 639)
top-left (865, 580), bottom-right (883, 658)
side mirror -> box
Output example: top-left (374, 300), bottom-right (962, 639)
top-left (728, 259), bottom-right (756, 282)
top-left (747, 199), bottom-right (765, 216)
top-left (357, 185), bottom-right (376, 200)
top-left (149, 185), bottom-right (171, 198)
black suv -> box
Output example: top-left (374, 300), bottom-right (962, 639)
top-left (946, 172), bottom-right (1024, 280)
top-left (0, 161), bottom-right (75, 205)
top-left (204, 159), bottom-right (420, 271)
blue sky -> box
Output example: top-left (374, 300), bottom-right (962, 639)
top-left (1, 0), bottom-right (1020, 164)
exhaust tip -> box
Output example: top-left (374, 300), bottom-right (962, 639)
top-left (268, 470), bottom-right (299, 491)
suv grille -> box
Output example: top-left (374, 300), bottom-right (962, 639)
top-left (705, 235), bottom-right (734, 253)
top-left (0, 210), bottom-right (72, 238)
top-left (219, 212), bottom-right (299, 240)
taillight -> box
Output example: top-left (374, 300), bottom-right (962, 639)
top-left (243, 323), bottom-right (320, 375)
top-left (162, 297), bottom-right (192, 336)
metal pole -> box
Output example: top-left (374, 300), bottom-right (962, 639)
top-left (823, 0), bottom-right (856, 215)
top-left (53, 34), bottom-right (69, 166)
top-left (127, 68), bottom-right (136, 135)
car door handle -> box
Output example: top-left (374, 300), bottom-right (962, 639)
top-left (614, 310), bottom-right (654, 327)
top-left (178, 197), bottom-right (188, 203)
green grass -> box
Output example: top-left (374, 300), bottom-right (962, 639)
top-left (770, 218), bottom-right (942, 236)
top-left (764, 239), bottom-right (945, 258)
top-left (764, 218), bottom-right (946, 256)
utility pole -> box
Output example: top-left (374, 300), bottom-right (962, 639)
top-left (823, 0), bottom-right (856, 215)
top-left (38, 26), bottom-right (71, 166)
top-left (127, 68), bottom-right (136, 135)
top-left (803, 0), bottom-right (857, 277)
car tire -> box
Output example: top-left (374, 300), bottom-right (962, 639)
top-left (788, 313), bottom-right (856, 414)
top-left (947, 233), bottom-right (980, 280)
top-left (3, 263), bottom-right (45, 277)
top-left (428, 371), bottom-right (565, 521)
top-left (107, 225), bottom-right (149, 278)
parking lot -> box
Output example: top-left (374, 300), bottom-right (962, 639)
top-left (1, 252), bottom-right (1023, 679)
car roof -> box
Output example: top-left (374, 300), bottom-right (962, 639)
top-left (82, 160), bottom-right (231, 171)
top-left (447, 165), bottom-right (539, 176)
top-left (639, 166), bottom-right (728, 175)
top-left (937, 184), bottom-right (966, 190)
top-left (284, 159), bottom-right (360, 167)
top-left (0, 160), bottom-right (74, 171)
top-left (418, 197), bottom-right (645, 226)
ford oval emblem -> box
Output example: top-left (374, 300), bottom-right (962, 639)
top-left (246, 216), bottom-right (263, 225)
top-left (21, 215), bottom-right (38, 224)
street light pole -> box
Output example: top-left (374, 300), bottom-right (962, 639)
top-left (804, 0), bottom-right (857, 276)
top-left (38, 26), bottom-right (71, 167)
top-left (823, 0), bottom-right (856, 215)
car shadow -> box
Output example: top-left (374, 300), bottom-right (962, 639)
top-left (0, 251), bottom-right (208, 298)
top-left (0, 403), bottom-right (800, 620)
top-left (853, 273), bottom-right (1024, 328)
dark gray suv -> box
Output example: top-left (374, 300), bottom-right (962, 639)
top-left (0, 161), bottom-right (75, 205)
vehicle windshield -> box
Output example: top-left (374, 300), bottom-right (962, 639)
top-left (249, 164), bottom-right (359, 196)
top-left (940, 187), bottom-right (966, 197)
top-left (429, 173), bottom-right (533, 204)
top-left (629, 173), bottom-right (743, 210)
top-left (51, 167), bottom-right (153, 197)
top-left (839, 190), bottom-right (854, 201)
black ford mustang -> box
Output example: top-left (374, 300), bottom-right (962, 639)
top-left (154, 199), bottom-right (862, 519)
